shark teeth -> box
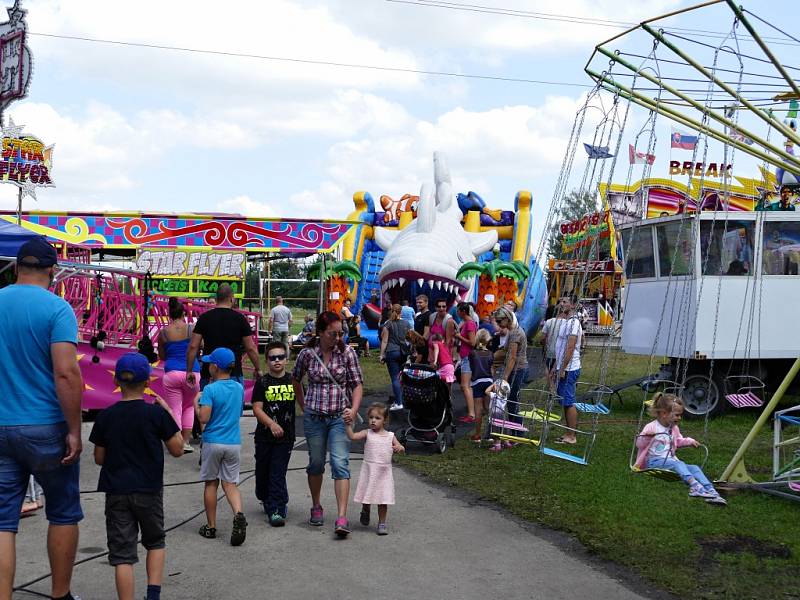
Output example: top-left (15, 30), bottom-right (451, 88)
top-left (398, 277), bottom-right (406, 286)
top-left (427, 279), bottom-right (434, 288)
top-left (435, 280), bottom-right (442, 290)
top-left (417, 278), bottom-right (424, 287)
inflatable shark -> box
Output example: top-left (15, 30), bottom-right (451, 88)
top-left (374, 152), bottom-right (498, 304)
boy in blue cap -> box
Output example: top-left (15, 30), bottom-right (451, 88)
top-left (197, 347), bottom-right (247, 546)
top-left (89, 352), bottom-right (184, 600)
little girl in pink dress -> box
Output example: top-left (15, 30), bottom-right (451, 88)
top-left (346, 402), bottom-right (405, 535)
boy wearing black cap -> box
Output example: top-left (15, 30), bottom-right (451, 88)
top-left (89, 353), bottom-right (184, 600)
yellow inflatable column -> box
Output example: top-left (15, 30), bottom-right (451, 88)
top-left (464, 210), bottom-right (481, 233)
top-left (399, 210), bottom-right (413, 230)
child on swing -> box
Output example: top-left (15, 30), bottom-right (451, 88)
top-left (634, 392), bottom-right (727, 505)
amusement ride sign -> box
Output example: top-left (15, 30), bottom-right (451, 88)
top-left (136, 248), bottom-right (247, 299)
top-left (560, 210), bottom-right (610, 252)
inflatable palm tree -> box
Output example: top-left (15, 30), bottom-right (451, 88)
top-left (457, 247), bottom-right (529, 317)
top-left (307, 259), bottom-right (362, 314)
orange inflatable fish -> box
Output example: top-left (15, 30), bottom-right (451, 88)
top-left (380, 193), bottom-right (419, 223)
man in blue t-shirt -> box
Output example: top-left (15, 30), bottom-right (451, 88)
top-left (197, 347), bottom-right (247, 546)
top-left (0, 237), bottom-right (84, 600)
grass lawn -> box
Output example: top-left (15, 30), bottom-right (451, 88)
top-left (397, 346), bottom-right (800, 600)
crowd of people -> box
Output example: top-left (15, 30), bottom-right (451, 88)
top-left (0, 238), bottom-right (404, 600)
top-left (0, 236), bottom-right (723, 600)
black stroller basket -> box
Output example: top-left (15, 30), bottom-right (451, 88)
top-left (398, 363), bottom-right (455, 453)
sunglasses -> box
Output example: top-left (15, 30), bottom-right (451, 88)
top-left (267, 354), bottom-right (287, 361)
top-left (326, 330), bottom-right (345, 338)
top-left (436, 305), bottom-right (447, 309)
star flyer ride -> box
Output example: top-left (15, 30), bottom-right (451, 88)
top-left (0, 211), bottom-right (355, 414)
top-left (336, 152), bottom-right (547, 348)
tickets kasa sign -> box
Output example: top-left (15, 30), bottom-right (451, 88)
top-left (136, 249), bottom-right (246, 298)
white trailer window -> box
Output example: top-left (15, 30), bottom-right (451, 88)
top-left (656, 220), bottom-right (693, 277)
top-left (763, 221), bottom-right (800, 275)
top-left (699, 220), bottom-right (755, 276)
top-left (621, 226), bottom-right (655, 279)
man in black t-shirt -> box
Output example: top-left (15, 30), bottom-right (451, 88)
top-left (251, 342), bottom-right (296, 527)
top-left (414, 294), bottom-right (431, 338)
top-left (186, 284), bottom-right (261, 388)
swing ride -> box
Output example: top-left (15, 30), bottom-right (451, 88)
top-left (498, 0), bottom-right (800, 485)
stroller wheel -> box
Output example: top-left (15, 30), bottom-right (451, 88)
top-left (397, 430), bottom-right (407, 447)
top-left (446, 432), bottom-right (456, 448)
top-left (436, 432), bottom-right (447, 454)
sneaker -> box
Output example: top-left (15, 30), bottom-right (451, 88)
top-left (269, 512), bottom-right (286, 527)
top-left (279, 505), bottom-right (288, 519)
top-left (389, 404), bottom-right (404, 412)
top-left (689, 485), bottom-right (716, 499)
top-left (182, 442), bottom-right (193, 453)
top-left (376, 523), bottom-right (388, 535)
top-left (309, 505), bottom-right (324, 526)
top-left (468, 434), bottom-right (482, 442)
top-left (230, 512), bottom-right (247, 546)
top-left (489, 442), bottom-right (503, 453)
top-left (334, 517), bottom-right (351, 538)
top-left (705, 494), bottom-right (728, 506)
top-left (502, 441), bottom-right (517, 449)
top-left (458, 415), bottom-right (476, 424)
top-left (198, 524), bottom-right (216, 539)
top-left (359, 508), bottom-right (370, 526)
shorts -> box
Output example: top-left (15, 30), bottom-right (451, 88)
top-left (0, 422), bottom-right (83, 532)
top-left (200, 443), bottom-right (241, 483)
top-left (471, 380), bottom-right (492, 399)
top-left (437, 364), bottom-right (456, 384)
top-left (459, 358), bottom-right (472, 375)
top-left (105, 492), bottom-right (165, 566)
top-left (557, 369), bottom-right (581, 408)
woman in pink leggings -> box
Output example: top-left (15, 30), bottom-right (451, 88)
top-left (158, 297), bottom-right (200, 452)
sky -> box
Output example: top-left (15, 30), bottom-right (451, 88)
top-left (0, 0), bottom-right (795, 247)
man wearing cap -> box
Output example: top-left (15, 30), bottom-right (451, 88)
top-left (0, 236), bottom-right (84, 600)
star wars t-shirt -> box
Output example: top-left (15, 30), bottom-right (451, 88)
top-left (251, 372), bottom-right (296, 444)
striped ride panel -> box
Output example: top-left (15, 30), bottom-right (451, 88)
top-left (725, 391), bottom-right (763, 408)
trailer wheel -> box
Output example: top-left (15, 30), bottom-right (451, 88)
top-left (681, 371), bottom-right (726, 419)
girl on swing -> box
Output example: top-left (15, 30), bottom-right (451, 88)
top-left (634, 393), bottom-right (727, 505)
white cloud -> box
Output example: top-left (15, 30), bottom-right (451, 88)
top-left (217, 195), bottom-right (278, 218)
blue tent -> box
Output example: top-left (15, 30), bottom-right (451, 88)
top-left (0, 219), bottom-right (38, 257)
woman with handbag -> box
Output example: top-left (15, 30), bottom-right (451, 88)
top-left (292, 311), bottom-right (364, 538)
top-left (379, 304), bottom-right (411, 412)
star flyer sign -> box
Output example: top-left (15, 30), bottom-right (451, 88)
top-left (560, 210), bottom-right (611, 253)
top-left (0, 1), bottom-right (32, 112)
top-left (0, 119), bottom-right (54, 198)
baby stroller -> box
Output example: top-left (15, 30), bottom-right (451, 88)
top-left (397, 363), bottom-right (455, 454)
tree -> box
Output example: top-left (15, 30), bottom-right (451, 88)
top-left (244, 263), bottom-right (261, 311)
top-left (547, 189), bottom-right (600, 260)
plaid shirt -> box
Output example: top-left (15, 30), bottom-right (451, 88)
top-left (292, 345), bottom-right (363, 415)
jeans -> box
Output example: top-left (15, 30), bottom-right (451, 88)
top-left (385, 349), bottom-right (405, 407)
top-left (646, 456), bottom-right (713, 489)
top-left (255, 441), bottom-right (292, 515)
top-left (0, 422), bottom-right (83, 532)
top-left (303, 413), bottom-right (350, 480)
top-left (507, 367), bottom-right (529, 424)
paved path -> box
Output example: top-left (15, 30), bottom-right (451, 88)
top-left (12, 417), bottom-right (657, 600)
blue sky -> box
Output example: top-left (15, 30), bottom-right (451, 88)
top-left (0, 0), bottom-right (795, 244)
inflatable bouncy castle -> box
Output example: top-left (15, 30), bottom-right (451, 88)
top-left (338, 153), bottom-right (547, 348)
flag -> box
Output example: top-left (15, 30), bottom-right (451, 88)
top-left (583, 143), bottom-right (614, 159)
top-left (597, 301), bottom-right (614, 327)
top-left (726, 126), bottom-right (754, 146)
top-left (628, 144), bottom-right (655, 165)
top-left (789, 100), bottom-right (798, 120)
top-left (671, 128), bottom-right (698, 150)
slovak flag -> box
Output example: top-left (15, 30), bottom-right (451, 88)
top-left (628, 144), bottom-right (655, 165)
top-left (671, 127), bottom-right (698, 150)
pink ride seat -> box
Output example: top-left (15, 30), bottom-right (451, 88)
top-left (725, 391), bottom-right (763, 408)
top-left (490, 418), bottom-right (528, 433)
